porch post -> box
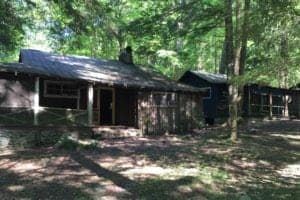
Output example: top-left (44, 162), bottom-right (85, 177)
top-left (260, 94), bottom-right (263, 113)
top-left (269, 92), bottom-right (273, 119)
top-left (284, 93), bottom-right (289, 118)
top-left (248, 86), bottom-right (251, 117)
top-left (112, 89), bottom-right (115, 125)
top-left (298, 94), bottom-right (300, 118)
top-left (87, 83), bottom-right (94, 126)
top-left (33, 77), bottom-right (40, 125)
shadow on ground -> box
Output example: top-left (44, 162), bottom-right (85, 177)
top-left (0, 120), bottom-right (299, 199)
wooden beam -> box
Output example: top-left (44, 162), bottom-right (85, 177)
top-left (77, 89), bottom-right (81, 110)
top-left (284, 93), bottom-right (289, 118)
top-left (34, 77), bottom-right (40, 125)
top-left (112, 88), bottom-right (115, 125)
top-left (260, 94), bottom-right (263, 113)
top-left (298, 95), bottom-right (300, 118)
top-left (269, 92), bottom-right (273, 119)
top-left (87, 83), bottom-right (94, 126)
top-left (248, 86), bottom-right (251, 117)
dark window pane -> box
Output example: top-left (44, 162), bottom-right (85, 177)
top-left (153, 94), bottom-right (162, 105)
top-left (47, 83), bottom-right (62, 95)
top-left (203, 88), bottom-right (211, 98)
top-left (46, 82), bottom-right (78, 97)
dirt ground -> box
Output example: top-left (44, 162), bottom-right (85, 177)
top-left (0, 120), bottom-right (299, 200)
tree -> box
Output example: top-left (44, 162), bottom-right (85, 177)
top-left (224, 0), bottom-right (250, 141)
top-left (0, 0), bottom-right (27, 61)
top-left (47, 0), bottom-right (224, 78)
top-left (244, 0), bottom-right (299, 87)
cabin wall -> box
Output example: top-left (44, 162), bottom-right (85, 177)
top-left (289, 91), bottom-right (300, 118)
top-left (0, 73), bottom-right (35, 107)
top-left (208, 85), bottom-right (228, 119)
top-left (179, 72), bottom-right (228, 119)
top-left (0, 73), bottom-right (34, 125)
top-left (178, 93), bottom-right (203, 132)
top-left (138, 91), bottom-right (202, 135)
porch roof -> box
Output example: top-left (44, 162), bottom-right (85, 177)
top-left (0, 49), bottom-right (201, 93)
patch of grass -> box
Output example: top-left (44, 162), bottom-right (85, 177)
top-left (134, 176), bottom-right (196, 199)
top-left (55, 135), bottom-right (79, 150)
top-left (55, 134), bottom-right (98, 151)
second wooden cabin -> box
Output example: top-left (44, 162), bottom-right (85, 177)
top-left (179, 70), bottom-right (300, 124)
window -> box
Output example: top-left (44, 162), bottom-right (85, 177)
top-left (261, 94), bottom-right (269, 112)
top-left (152, 93), bottom-right (176, 107)
top-left (273, 95), bottom-right (283, 106)
top-left (44, 81), bottom-right (78, 98)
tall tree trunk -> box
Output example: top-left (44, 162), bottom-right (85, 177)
top-left (239, 0), bottom-right (250, 75)
top-left (280, 32), bottom-right (289, 117)
top-left (219, 40), bottom-right (227, 74)
top-left (224, 0), bottom-right (237, 141)
top-left (238, 0), bottom-right (250, 116)
top-left (280, 32), bottom-right (288, 88)
top-left (175, 0), bottom-right (185, 78)
top-left (225, 0), bottom-right (250, 141)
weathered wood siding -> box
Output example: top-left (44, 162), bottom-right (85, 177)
top-left (138, 92), bottom-right (202, 135)
top-left (289, 91), bottom-right (300, 118)
top-left (0, 73), bottom-right (35, 107)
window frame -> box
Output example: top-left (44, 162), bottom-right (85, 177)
top-left (151, 92), bottom-right (177, 108)
top-left (202, 87), bottom-right (212, 99)
top-left (44, 80), bottom-right (79, 99)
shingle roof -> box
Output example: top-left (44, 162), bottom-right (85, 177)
top-left (189, 70), bottom-right (227, 84)
top-left (0, 49), bottom-right (201, 92)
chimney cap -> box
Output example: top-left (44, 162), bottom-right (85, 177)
top-left (125, 46), bottom-right (132, 52)
top-left (119, 46), bottom-right (133, 64)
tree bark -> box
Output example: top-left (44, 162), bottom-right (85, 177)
top-left (237, 0), bottom-right (250, 116)
top-left (239, 0), bottom-right (250, 75)
top-left (224, 0), bottom-right (237, 141)
top-left (225, 0), bottom-right (250, 141)
top-left (219, 40), bottom-right (227, 74)
top-left (280, 32), bottom-right (289, 117)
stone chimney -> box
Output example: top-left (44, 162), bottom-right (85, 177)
top-left (119, 46), bottom-right (133, 64)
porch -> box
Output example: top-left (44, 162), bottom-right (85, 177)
top-left (0, 75), bottom-right (202, 136)
top-left (38, 77), bottom-right (139, 128)
top-left (243, 85), bottom-right (292, 119)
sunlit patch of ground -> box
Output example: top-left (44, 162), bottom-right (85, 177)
top-left (0, 120), bottom-right (300, 199)
top-left (277, 163), bottom-right (300, 178)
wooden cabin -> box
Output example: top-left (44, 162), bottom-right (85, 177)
top-left (0, 49), bottom-right (203, 135)
top-left (178, 70), bottom-right (228, 124)
top-left (243, 84), bottom-right (299, 119)
top-left (179, 70), bottom-right (300, 123)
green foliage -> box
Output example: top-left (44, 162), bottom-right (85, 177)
top-left (0, 0), bottom-right (299, 87)
top-left (55, 133), bottom-right (79, 150)
top-left (46, 0), bottom-right (224, 79)
top-left (0, 0), bottom-right (29, 61)
top-left (244, 0), bottom-right (300, 87)
top-left (55, 133), bottom-right (98, 151)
